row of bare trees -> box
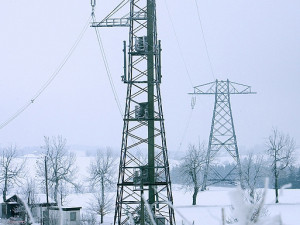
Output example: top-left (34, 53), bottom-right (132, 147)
top-left (38, 136), bottom-right (117, 223)
top-left (0, 128), bottom-right (296, 222)
top-left (0, 136), bottom-right (118, 224)
top-left (173, 128), bottom-right (297, 205)
top-left (0, 136), bottom-right (78, 207)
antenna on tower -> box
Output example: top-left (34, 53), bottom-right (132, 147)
top-left (190, 79), bottom-right (256, 190)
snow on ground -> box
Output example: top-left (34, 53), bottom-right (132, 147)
top-left (171, 186), bottom-right (300, 225)
top-left (9, 153), bottom-right (300, 225)
top-left (64, 185), bottom-right (300, 225)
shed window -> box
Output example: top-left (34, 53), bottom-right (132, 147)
top-left (70, 212), bottom-right (76, 221)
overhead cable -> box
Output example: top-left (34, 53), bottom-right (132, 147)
top-left (0, 16), bottom-right (92, 130)
top-left (176, 108), bottom-right (194, 153)
top-left (163, 0), bottom-right (198, 152)
top-left (163, 0), bottom-right (194, 88)
top-left (92, 10), bottom-right (143, 152)
top-left (194, 0), bottom-right (215, 79)
top-left (92, 14), bottom-right (123, 116)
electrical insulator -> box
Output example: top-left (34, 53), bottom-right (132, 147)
top-left (91, 0), bottom-right (96, 7)
top-left (191, 96), bottom-right (196, 109)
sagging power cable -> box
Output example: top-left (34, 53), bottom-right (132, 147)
top-left (163, 0), bottom-right (198, 152)
top-left (163, 0), bottom-right (194, 88)
top-left (0, 16), bottom-right (92, 130)
top-left (176, 108), bottom-right (194, 152)
top-left (194, 0), bottom-right (215, 79)
top-left (92, 13), bottom-right (123, 117)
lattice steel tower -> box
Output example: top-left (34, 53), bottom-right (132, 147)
top-left (92, 1), bottom-right (175, 224)
top-left (191, 79), bottom-right (255, 190)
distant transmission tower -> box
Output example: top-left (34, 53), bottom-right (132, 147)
top-left (92, 1), bottom-right (175, 225)
top-left (190, 79), bottom-right (255, 190)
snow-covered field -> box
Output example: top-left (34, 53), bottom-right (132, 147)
top-left (63, 186), bottom-right (300, 225)
top-left (9, 153), bottom-right (300, 225)
top-left (171, 186), bottom-right (300, 225)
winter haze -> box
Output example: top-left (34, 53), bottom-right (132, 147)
top-left (0, 0), bottom-right (299, 153)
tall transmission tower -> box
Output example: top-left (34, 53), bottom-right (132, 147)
top-left (190, 79), bottom-right (255, 190)
top-left (92, 1), bottom-right (175, 225)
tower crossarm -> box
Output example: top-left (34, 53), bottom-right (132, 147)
top-left (91, 2), bottom-right (147, 28)
top-left (92, 17), bottom-right (131, 27)
top-left (190, 81), bottom-right (217, 95)
top-left (189, 79), bottom-right (256, 95)
top-left (228, 81), bottom-right (256, 94)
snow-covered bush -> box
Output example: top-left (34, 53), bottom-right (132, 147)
top-left (227, 185), bottom-right (282, 225)
top-left (0, 219), bottom-right (9, 225)
top-left (80, 212), bottom-right (97, 225)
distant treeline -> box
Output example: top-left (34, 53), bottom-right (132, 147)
top-left (171, 163), bottom-right (300, 189)
top-left (278, 166), bottom-right (300, 189)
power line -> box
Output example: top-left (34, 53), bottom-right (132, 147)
top-left (176, 108), bottom-right (194, 152)
top-left (92, 12), bottom-right (143, 152)
top-left (92, 14), bottom-right (123, 117)
top-left (163, 0), bottom-right (194, 88)
top-left (194, 0), bottom-right (215, 79)
top-left (0, 16), bottom-right (92, 130)
top-left (172, 0), bottom-right (217, 151)
top-left (163, 0), bottom-right (198, 152)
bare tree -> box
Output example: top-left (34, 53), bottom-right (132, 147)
top-left (89, 192), bottom-right (114, 224)
top-left (17, 178), bottom-right (39, 223)
top-left (58, 180), bottom-right (70, 206)
top-left (37, 136), bottom-right (78, 204)
top-left (22, 178), bottom-right (39, 204)
top-left (242, 152), bottom-right (265, 203)
top-left (0, 145), bottom-right (25, 202)
top-left (80, 212), bottom-right (97, 225)
top-left (181, 143), bottom-right (207, 205)
top-left (266, 128), bottom-right (296, 203)
top-left (88, 148), bottom-right (116, 223)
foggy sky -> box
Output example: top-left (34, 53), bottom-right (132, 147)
top-left (0, 0), bottom-right (299, 155)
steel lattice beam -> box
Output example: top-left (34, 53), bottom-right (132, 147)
top-left (93, 1), bottom-right (175, 224)
top-left (190, 79), bottom-right (256, 190)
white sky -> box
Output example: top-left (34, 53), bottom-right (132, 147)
top-left (0, 0), bottom-right (299, 154)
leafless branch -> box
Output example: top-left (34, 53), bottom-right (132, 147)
top-left (36, 135), bottom-right (78, 204)
top-left (0, 145), bottom-right (26, 202)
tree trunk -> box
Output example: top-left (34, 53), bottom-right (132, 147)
top-left (192, 187), bottom-right (199, 205)
top-left (250, 189), bottom-right (254, 204)
top-left (3, 177), bottom-right (8, 202)
top-left (274, 157), bottom-right (279, 203)
top-left (27, 194), bottom-right (30, 225)
top-left (101, 177), bottom-right (105, 223)
top-left (54, 180), bottom-right (59, 203)
top-left (275, 173), bottom-right (279, 203)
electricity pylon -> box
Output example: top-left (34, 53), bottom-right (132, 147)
top-left (190, 79), bottom-right (255, 190)
top-left (92, 1), bottom-right (175, 224)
